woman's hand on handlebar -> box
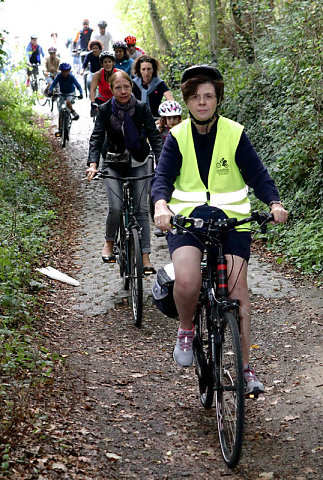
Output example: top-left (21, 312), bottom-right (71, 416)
top-left (154, 199), bottom-right (172, 231)
top-left (86, 163), bottom-right (98, 182)
top-left (270, 203), bottom-right (288, 224)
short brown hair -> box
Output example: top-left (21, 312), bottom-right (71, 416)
top-left (181, 75), bottom-right (224, 105)
top-left (110, 70), bottom-right (133, 90)
top-left (133, 55), bottom-right (161, 78)
top-left (88, 40), bottom-right (103, 50)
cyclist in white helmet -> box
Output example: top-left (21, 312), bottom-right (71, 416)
top-left (92, 20), bottom-right (113, 51)
top-left (156, 100), bottom-right (182, 142)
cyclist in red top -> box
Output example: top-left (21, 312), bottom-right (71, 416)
top-left (90, 51), bottom-right (117, 111)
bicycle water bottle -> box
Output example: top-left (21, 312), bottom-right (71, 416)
top-left (216, 255), bottom-right (228, 296)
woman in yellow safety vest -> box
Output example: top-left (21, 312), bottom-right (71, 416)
top-left (151, 65), bottom-right (288, 396)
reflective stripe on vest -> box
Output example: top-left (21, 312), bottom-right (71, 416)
top-left (168, 117), bottom-right (251, 223)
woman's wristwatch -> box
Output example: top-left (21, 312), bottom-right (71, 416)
top-left (269, 200), bottom-right (283, 207)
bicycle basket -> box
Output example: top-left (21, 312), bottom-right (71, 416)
top-left (152, 263), bottom-right (178, 318)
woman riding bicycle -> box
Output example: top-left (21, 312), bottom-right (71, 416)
top-left (81, 40), bottom-right (103, 91)
top-left (151, 65), bottom-right (288, 395)
top-left (86, 70), bottom-right (162, 273)
top-left (89, 51), bottom-right (117, 108)
top-left (132, 55), bottom-right (174, 118)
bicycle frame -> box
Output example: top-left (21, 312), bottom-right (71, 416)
top-left (58, 94), bottom-right (79, 147)
top-left (96, 171), bottom-right (154, 327)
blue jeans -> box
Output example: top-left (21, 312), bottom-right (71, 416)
top-left (104, 162), bottom-right (151, 253)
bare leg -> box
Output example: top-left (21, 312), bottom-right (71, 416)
top-left (102, 240), bottom-right (114, 256)
top-left (172, 246), bottom-right (202, 330)
top-left (226, 254), bottom-right (250, 365)
top-left (142, 253), bottom-right (152, 268)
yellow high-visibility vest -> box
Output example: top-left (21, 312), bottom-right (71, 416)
top-left (169, 116), bottom-right (251, 230)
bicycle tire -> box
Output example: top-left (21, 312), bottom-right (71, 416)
top-left (61, 112), bottom-right (67, 148)
top-left (31, 73), bottom-right (38, 93)
top-left (215, 310), bottom-right (244, 468)
top-left (36, 78), bottom-right (48, 106)
top-left (115, 216), bottom-right (129, 290)
top-left (129, 228), bottom-right (143, 328)
top-left (84, 73), bottom-right (88, 98)
top-left (193, 304), bottom-right (214, 409)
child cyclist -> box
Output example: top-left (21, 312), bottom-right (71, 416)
top-left (48, 63), bottom-right (83, 137)
top-left (156, 100), bottom-right (182, 142)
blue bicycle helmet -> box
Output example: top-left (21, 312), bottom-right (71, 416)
top-left (59, 62), bottom-right (71, 71)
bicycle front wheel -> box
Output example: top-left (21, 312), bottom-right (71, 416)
top-left (129, 228), bottom-right (143, 328)
top-left (36, 78), bottom-right (48, 106)
top-left (61, 112), bottom-right (67, 148)
top-left (216, 311), bottom-right (244, 468)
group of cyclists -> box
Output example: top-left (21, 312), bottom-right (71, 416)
top-left (25, 21), bottom-right (288, 397)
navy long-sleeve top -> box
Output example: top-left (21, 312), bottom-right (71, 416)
top-left (49, 72), bottom-right (83, 95)
top-left (151, 118), bottom-right (280, 206)
top-left (82, 52), bottom-right (101, 73)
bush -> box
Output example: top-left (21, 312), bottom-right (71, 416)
top-left (0, 79), bottom-right (58, 463)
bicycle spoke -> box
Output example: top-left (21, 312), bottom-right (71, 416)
top-left (36, 78), bottom-right (48, 106)
top-left (193, 304), bottom-right (214, 409)
top-left (115, 217), bottom-right (129, 290)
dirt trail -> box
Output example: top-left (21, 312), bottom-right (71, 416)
top-left (15, 100), bottom-right (322, 480)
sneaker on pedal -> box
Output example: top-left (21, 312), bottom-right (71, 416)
top-left (71, 110), bottom-right (79, 120)
top-left (173, 327), bottom-right (194, 367)
top-left (244, 367), bottom-right (264, 396)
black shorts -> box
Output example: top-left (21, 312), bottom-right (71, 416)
top-left (167, 205), bottom-right (251, 261)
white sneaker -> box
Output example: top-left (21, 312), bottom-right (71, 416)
top-left (173, 328), bottom-right (194, 367)
top-left (244, 367), bottom-right (264, 395)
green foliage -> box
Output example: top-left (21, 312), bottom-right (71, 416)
top-left (0, 80), bottom-right (59, 458)
top-left (219, 0), bottom-right (322, 279)
top-left (118, 0), bottom-right (322, 279)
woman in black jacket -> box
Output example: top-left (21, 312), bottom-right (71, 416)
top-left (87, 70), bottom-right (162, 272)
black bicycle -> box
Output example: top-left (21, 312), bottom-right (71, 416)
top-left (56, 94), bottom-right (80, 148)
top-left (96, 171), bottom-right (154, 327)
top-left (28, 63), bottom-right (40, 93)
top-left (159, 210), bottom-right (273, 468)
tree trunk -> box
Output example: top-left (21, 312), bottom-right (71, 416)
top-left (209, 0), bottom-right (218, 65)
top-left (148, 0), bottom-right (172, 55)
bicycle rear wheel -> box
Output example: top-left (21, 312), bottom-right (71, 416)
top-left (215, 311), bottom-right (244, 468)
top-left (193, 304), bottom-right (214, 409)
top-left (129, 228), bottom-right (143, 328)
top-left (115, 216), bottom-right (129, 290)
top-left (36, 78), bottom-right (48, 106)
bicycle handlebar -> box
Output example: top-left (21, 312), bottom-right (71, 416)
top-left (94, 171), bottom-right (154, 182)
top-left (154, 211), bottom-right (274, 237)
